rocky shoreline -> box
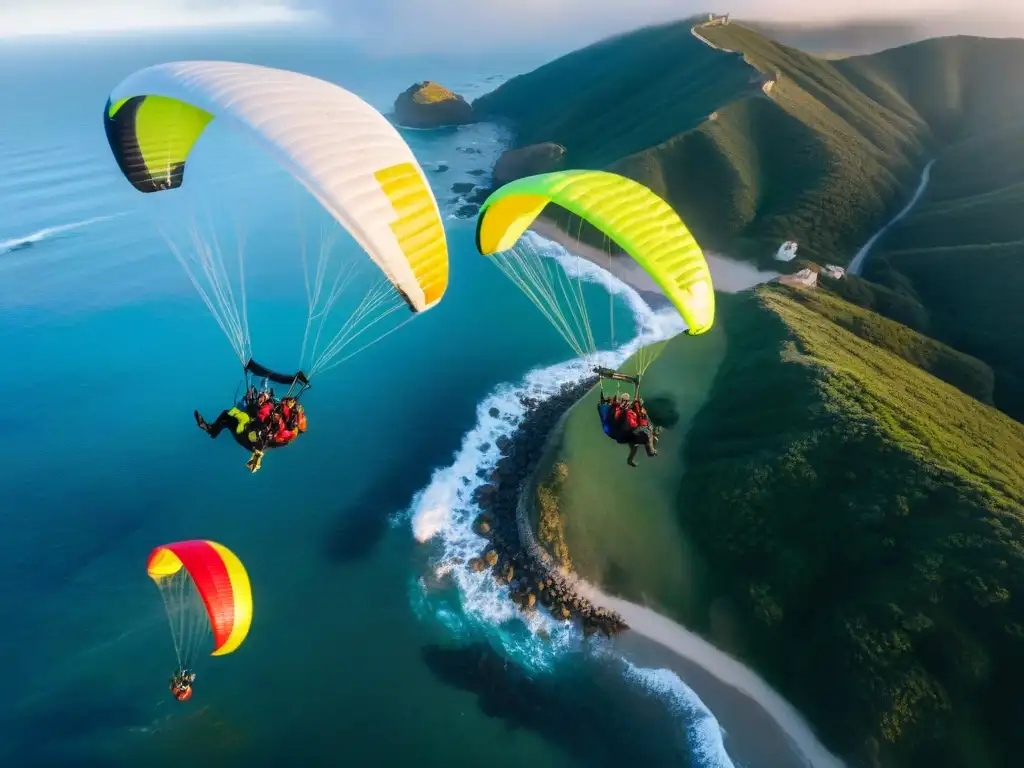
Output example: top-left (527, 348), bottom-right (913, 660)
top-left (465, 376), bottom-right (629, 639)
top-left (388, 81), bottom-right (572, 221)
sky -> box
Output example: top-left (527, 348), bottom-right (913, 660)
top-left (0, 0), bottom-right (1021, 53)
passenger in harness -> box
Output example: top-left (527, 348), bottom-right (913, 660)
top-left (594, 368), bottom-right (660, 467)
top-left (597, 392), bottom-right (626, 440)
top-left (264, 396), bottom-right (307, 448)
top-left (193, 360), bottom-right (310, 473)
top-left (169, 668), bottom-right (196, 702)
top-left (194, 389), bottom-right (277, 473)
top-left (623, 397), bottom-right (658, 467)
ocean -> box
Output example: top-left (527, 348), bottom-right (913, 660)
top-left (0, 31), bottom-right (737, 767)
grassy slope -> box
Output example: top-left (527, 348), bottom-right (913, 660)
top-left (474, 19), bottom-right (929, 268)
top-left (543, 288), bottom-right (1024, 766)
top-left (620, 22), bottom-right (929, 267)
top-left (473, 19), bottom-right (758, 170)
top-left (833, 37), bottom-right (1024, 419)
top-left (788, 282), bottom-right (995, 404)
top-left (476, 25), bottom-right (1024, 418)
top-left (413, 82), bottom-right (461, 103)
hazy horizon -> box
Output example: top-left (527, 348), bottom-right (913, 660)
top-left (2, 0), bottom-right (1023, 54)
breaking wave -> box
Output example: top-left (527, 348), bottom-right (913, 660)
top-left (406, 231), bottom-right (733, 765)
top-left (0, 214), bottom-right (123, 254)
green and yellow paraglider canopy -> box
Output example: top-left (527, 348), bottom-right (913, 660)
top-left (475, 169), bottom-right (715, 342)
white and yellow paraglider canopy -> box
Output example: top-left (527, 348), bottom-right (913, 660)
top-left (104, 61), bottom-right (447, 314)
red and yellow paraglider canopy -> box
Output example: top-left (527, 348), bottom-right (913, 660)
top-left (147, 540), bottom-right (253, 657)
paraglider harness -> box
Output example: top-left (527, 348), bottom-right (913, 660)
top-left (227, 359), bottom-right (310, 450)
top-left (593, 366), bottom-right (660, 445)
top-left (170, 669), bottom-right (195, 701)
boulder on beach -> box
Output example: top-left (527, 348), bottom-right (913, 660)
top-left (493, 142), bottom-right (566, 187)
top-left (393, 82), bottom-right (475, 128)
top-left (473, 513), bottom-right (493, 536)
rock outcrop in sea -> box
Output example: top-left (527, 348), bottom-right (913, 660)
top-left (449, 181), bottom-right (491, 219)
top-left (392, 81), bottom-right (476, 128)
top-left (493, 142), bottom-right (566, 186)
top-left (465, 376), bottom-right (629, 639)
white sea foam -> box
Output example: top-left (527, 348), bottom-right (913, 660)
top-left (622, 661), bottom-right (734, 768)
top-left (407, 231), bottom-right (733, 764)
top-left (0, 214), bottom-right (123, 253)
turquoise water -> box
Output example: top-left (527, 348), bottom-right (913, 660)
top-left (0, 32), bottom-right (729, 768)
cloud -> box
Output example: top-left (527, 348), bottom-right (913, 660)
top-left (0, 0), bottom-right (319, 38)
top-left (295, 0), bottom-right (1018, 54)
top-left (1, 0), bottom-right (1019, 52)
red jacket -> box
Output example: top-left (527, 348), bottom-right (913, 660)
top-left (272, 428), bottom-right (297, 444)
top-left (624, 408), bottom-right (639, 429)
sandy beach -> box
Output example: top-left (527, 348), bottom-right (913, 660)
top-left (580, 581), bottom-right (845, 768)
top-left (528, 218), bottom-right (782, 301)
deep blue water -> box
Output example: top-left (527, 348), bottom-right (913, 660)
top-left (0, 31), bottom-right (742, 768)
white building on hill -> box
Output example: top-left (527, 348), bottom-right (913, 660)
top-left (775, 240), bottom-right (799, 262)
top-left (822, 264), bottom-right (846, 279)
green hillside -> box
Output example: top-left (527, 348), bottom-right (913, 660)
top-left (476, 23), bottom-right (1024, 417)
top-left (475, 18), bottom-right (929, 267)
top-left (537, 287), bottom-right (1024, 767)
top-left (472, 19), bottom-right (759, 170)
top-left (788, 282), bottom-right (995, 404)
top-left (836, 37), bottom-right (1024, 419)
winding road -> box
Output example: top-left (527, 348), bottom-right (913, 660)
top-left (848, 160), bottom-right (935, 275)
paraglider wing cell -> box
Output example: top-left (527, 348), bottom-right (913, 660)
top-left (147, 539), bottom-right (253, 656)
top-left (475, 170), bottom-right (715, 335)
top-left (104, 60), bottom-right (449, 313)
top-left (104, 94), bottom-right (213, 193)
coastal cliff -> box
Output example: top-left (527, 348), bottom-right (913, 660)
top-left (531, 285), bottom-right (1024, 767)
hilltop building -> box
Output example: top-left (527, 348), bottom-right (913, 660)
top-left (775, 240), bottom-right (799, 262)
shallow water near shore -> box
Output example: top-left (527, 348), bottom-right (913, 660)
top-left (2, 30), bottom-right (815, 768)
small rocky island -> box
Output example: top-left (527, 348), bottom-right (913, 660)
top-left (464, 376), bottom-right (628, 639)
top-left (392, 81), bottom-right (476, 129)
